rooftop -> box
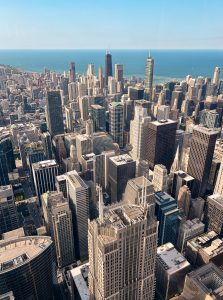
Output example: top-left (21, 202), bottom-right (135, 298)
top-left (193, 125), bottom-right (220, 135)
top-left (187, 231), bottom-right (218, 250)
top-left (181, 218), bottom-right (205, 231)
top-left (109, 154), bottom-right (134, 166)
top-left (70, 263), bottom-right (90, 300)
top-left (151, 119), bottom-right (177, 126)
top-left (2, 227), bottom-right (25, 241)
top-left (188, 263), bottom-right (223, 297)
top-left (0, 236), bottom-right (53, 274)
top-left (157, 243), bottom-right (190, 274)
top-left (208, 194), bottom-right (223, 207)
top-left (32, 159), bottom-right (58, 170)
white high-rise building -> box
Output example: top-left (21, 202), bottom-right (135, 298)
top-left (68, 82), bottom-right (77, 101)
top-left (145, 56), bottom-right (154, 100)
top-left (212, 66), bottom-right (221, 85)
top-left (88, 176), bottom-right (158, 300)
top-left (130, 104), bottom-right (151, 161)
top-left (109, 102), bottom-right (124, 148)
top-left (42, 191), bottom-right (74, 268)
top-left (152, 164), bottom-right (168, 192)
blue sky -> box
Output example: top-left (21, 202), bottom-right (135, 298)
top-left (0, 0), bottom-right (223, 49)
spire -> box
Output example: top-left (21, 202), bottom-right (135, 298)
top-left (98, 185), bottom-right (104, 222)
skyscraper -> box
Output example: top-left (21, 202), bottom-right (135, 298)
top-left (206, 194), bottom-right (223, 236)
top-left (46, 91), bottom-right (64, 137)
top-left (212, 66), bottom-right (220, 86)
top-left (152, 164), bottom-right (168, 192)
top-left (0, 236), bottom-right (55, 300)
top-left (0, 152), bottom-right (9, 186)
top-left (187, 126), bottom-right (219, 197)
top-left (98, 66), bottom-right (103, 90)
top-left (32, 159), bottom-right (59, 201)
top-left (108, 154), bottom-right (136, 202)
top-left (104, 51), bottom-right (112, 86)
top-left (0, 185), bottom-right (19, 237)
top-left (114, 64), bottom-right (123, 82)
top-left (147, 119), bottom-right (177, 172)
top-left (88, 176), bottom-right (158, 300)
top-left (109, 102), bottom-right (124, 148)
top-left (66, 170), bottom-right (89, 260)
top-left (145, 56), bottom-right (154, 100)
top-left (91, 104), bottom-right (106, 132)
top-left (42, 191), bottom-right (74, 268)
top-left (0, 134), bottom-right (15, 172)
top-left (70, 62), bottom-right (76, 82)
top-left (130, 104), bottom-right (151, 161)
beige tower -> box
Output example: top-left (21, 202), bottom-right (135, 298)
top-left (177, 185), bottom-right (191, 219)
top-left (152, 164), bottom-right (168, 192)
top-left (88, 176), bottom-right (158, 300)
top-left (42, 191), bottom-right (74, 268)
top-left (130, 104), bottom-right (151, 161)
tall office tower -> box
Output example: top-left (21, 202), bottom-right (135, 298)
top-left (79, 96), bottom-right (89, 121)
top-left (128, 86), bottom-right (145, 100)
top-left (0, 236), bottom-right (55, 300)
top-left (69, 144), bottom-right (80, 172)
top-left (98, 66), bottom-right (103, 90)
top-left (171, 90), bottom-right (184, 109)
top-left (177, 218), bottom-right (205, 253)
top-left (108, 154), bottom-right (136, 202)
top-left (68, 82), bottom-right (77, 101)
top-left (42, 191), bottom-right (74, 268)
top-left (145, 56), bottom-right (154, 100)
top-left (104, 51), bottom-right (112, 86)
top-left (78, 82), bottom-right (87, 98)
top-left (181, 263), bottom-right (223, 300)
top-left (147, 119), bottom-right (177, 172)
top-left (171, 170), bottom-right (194, 200)
top-left (46, 91), bottom-right (64, 137)
top-left (0, 152), bottom-right (9, 185)
top-left (130, 104), bottom-right (151, 161)
top-left (70, 62), bottom-right (76, 82)
top-left (214, 157), bottom-right (223, 196)
top-left (0, 135), bottom-right (16, 172)
top-left (65, 106), bottom-right (73, 132)
top-left (155, 191), bottom-right (181, 246)
top-left (212, 66), bottom-right (220, 85)
top-left (76, 134), bottom-right (93, 163)
top-left (152, 164), bottom-right (168, 192)
top-left (91, 104), bottom-right (106, 132)
top-left (0, 185), bottom-right (19, 237)
top-left (66, 170), bottom-right (89, 260)
top-left (88, 176), bottom-right (158, 300)
top-left (108, 76), bottom-right (116, 94)
top-left (40, 132), bottom-right (53, 159)
top-left (157, 105), bottom-right (170, 121)
top-left (87, 64), bottom-right (94, 76)
top-left (156, 243), bottom-right (191, 300)
top-left (109, 102), bottom-right (124, 148)
top-left (187, 126), bottom-right (219, 197)
top-left (206, 194), bottom-right (223, 236)
top-left (32, 159), bottom-right (59, 201)
top-left (114, 64), bottom-right (123, 82)
top-left (177, 185), bottom-right (191, 218)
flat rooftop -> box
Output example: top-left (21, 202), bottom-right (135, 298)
top-left (150, 119), bottom-right (177, 126)
top-left (181, 218), bottom-right (205, 231)
top-left (2, 227), bottom-right (25, 241)
top-left (109, 154), bottom-right (134, 166)
top-left (70, 263), bottom-right (90, 300)
top-left (187, 231), bottom-right (218, 250)
top-left (32, 159), bottom-right (58, 170)
top-left (157, 243), bottom-right (190, 275)
top-left (66, 170), bottom-right (88, 189)
top-left (0, 236), bottom-right (52, 274)
top-left (193, 125), bottom-right (220, 135)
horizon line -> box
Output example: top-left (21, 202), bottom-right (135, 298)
top-left (0, 48), bottom-right (223, 51)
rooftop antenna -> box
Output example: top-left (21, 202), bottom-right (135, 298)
top-left (98, 185), bottom-right (104, 222)
top-left (149, 49), bottom-right (151, 58)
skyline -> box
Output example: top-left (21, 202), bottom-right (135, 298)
top-left (1, 0), bottom-right (223, 49)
